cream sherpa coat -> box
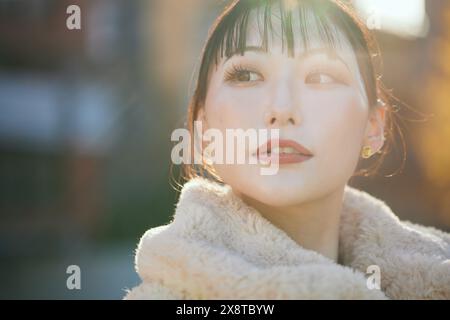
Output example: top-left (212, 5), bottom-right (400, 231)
top-left (125, 177), bottom-right (450, 300)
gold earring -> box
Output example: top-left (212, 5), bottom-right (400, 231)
top-left (361, 146), bottom-right (372, 159)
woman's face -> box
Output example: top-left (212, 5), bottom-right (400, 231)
top-left (198, 13), bottom-right (383, 206)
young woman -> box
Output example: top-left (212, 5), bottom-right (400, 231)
top-left (125, 0), bottom-right (450, 299)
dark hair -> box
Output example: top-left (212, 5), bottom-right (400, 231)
top-left (171, 0), bottom-right (402, 187)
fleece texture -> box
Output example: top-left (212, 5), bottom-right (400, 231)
top-left (125, 177), bottom-right (450, 300)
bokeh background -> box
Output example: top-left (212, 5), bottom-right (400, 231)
top-left (0, 0), bottom-right (449, 299)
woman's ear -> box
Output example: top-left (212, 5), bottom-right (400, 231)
top-left (362, 104), bottom-right (386, 158)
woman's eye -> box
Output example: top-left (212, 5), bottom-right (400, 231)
top-left (224, 66), bottom-right (263, 84)
top-left (236, 70), bottom-right (260, 82)
top-left (305, 72), bottom-right (341, 85)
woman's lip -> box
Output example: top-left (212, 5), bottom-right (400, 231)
top-left (256, 139), bottom-right (314, 158)
top-left (258, 153), bottom-right (313, 164)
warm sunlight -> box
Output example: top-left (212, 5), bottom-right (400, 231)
top-left (353, 0), bottom-right (428, 38)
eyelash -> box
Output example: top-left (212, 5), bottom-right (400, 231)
top-left (223, 63), bottom-right (348, 85)
top-left (224, 63), bottom-right (263, 83)
top-left (306, 67), bottom-right (347, 85)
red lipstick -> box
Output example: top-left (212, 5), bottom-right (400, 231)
top-left (256, 139), bottom-right (314, 164)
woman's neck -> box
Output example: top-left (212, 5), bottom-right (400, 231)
top-left (238, 187), bottom-right (345, 262)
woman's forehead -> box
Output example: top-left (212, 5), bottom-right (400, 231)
top-left (243, 6), bottom-right (357, 63)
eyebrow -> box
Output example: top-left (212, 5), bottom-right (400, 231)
top-left (224, 46), bottom-right (351, 71)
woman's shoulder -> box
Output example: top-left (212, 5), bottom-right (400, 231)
top-left (342, 185), bottom-right (450, 246)
top-left (402, 220), bottom-right (450, 243)
top-left (341, 186), bottom-right (450, 299)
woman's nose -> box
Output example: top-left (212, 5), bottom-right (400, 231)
top-left (264, 81), bottom-right (301, 128)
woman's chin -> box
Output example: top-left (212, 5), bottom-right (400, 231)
top-left (241, 180), bottom-right (318, 207)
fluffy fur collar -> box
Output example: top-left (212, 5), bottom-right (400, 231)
top-left (125, 177), bottom-right (450, 299)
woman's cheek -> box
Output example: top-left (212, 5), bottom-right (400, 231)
top-left (306, 91), bottom-right (368, 177)
top-left (206, 85), bottom-right (265, 129)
